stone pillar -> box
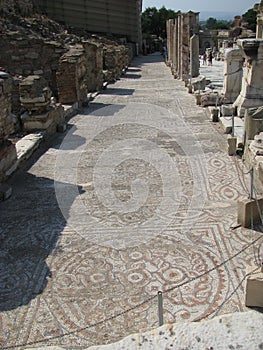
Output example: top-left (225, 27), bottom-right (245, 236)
top-left (190, 34), bottom-right (199, 78)
top-left (166, 19), bottom-right (173, 63)
top-left (83, 41), bottom-right (103, 92)
top-left (222, 48), bottom-right (243, 103)
top-left (254, 1), bottom-right (263, 38)
top-left (56, 46), bottom-right (88, 104)
top-left (233, 39), bottom-right (263, 116)
top-left (170, 20), bottom-right (176, 65)
top-left (174, 17), bottom-right (179, 75)
top-left (181, 13), bottom-right (190, 79)
top-left (177, 14), bottom-right (182, 79)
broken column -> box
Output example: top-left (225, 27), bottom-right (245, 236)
top-left (190, 34), bottom-right (199, 78)
top-left (20, 75), bottom-right (64, 133)
top-left (233, 39), bottom-right (263, 116)
top-left (222, 48), bottom-right (243, 104)
top-left (0, 72), bottom-right (17, 184)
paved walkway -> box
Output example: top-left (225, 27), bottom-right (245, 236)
top-left (0, 53), bottom-right (262, 349)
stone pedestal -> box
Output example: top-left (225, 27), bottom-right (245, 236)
top-left (237, 197), bottom-right (263, 228)
top-left (233, 39), bottom-right (263, 116)
top-left (244, 107), bottom-right (263, 141)
top-left (245, 266), bottom-right (263, 307)
top-left (209, 106), bottom-right (220, 122)
top-left (227, 135), bottom-right (237, 156)
top-left (222, 48), bottom-right (243, 104)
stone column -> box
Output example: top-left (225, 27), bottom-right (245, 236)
top-left (222, 48), bottom-right (243, 103)
top-left (166, 19), bottom-right (173, 63)
top-left (233, 39), bottom-right (263, 116)
top-left (254, 1), bottom-right (263, 38)
top-left (181, 13), bottom-right (190, 79)
top-left (170, 19), bottom-right (175, 65)
top-left (174, 17), bottom-right (179, 75)
top-left (190, 34), bottom-right (199, 78)
top-left (177, 14), bottom-right (182, 79)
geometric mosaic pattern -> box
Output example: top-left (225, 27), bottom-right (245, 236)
top-left (0, 54), bottom-right (262, 349)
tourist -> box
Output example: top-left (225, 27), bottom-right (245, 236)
top-left (208, 51), bottom-right (213, 66)
top-left (202, 52), bottom-right (207, 65)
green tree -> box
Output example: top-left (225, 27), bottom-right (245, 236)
top-left (141, 6), bottom-right (178, 38)
top-left (242, 8), bottom-right (257, 32)
top-left (214, 21), bottom-right (230, 29)
top-left (203, 17), bottom-right (230, 30)
top-left (205, 17), bottom-right (218, 29)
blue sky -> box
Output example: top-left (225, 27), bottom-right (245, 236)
top-left (142, 0), bottom-right (256, 14)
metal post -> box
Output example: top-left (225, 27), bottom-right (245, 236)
top-left (231, 111), bottom-right (235, 137)
top-left (158, 291), bottom-right (164, 326)
top-left (250, 167), bottom-right (254, 200)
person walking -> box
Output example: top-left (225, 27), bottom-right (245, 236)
top-left (202, 52), bottom-right (207, 65)
top-left (208, 51), bottom-right (213, 66)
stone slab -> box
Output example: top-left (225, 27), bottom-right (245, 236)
top-left (16, 133), bottom-right (44, 161)
top-left (5, 133), bottom-right (44, 177)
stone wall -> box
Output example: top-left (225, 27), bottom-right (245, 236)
top-left (0, 72), bottom-right (17, 182)
top-left (0, 31), bottom-right (67, 98)
top-left (103, 45), bottom-right (130, 82)
top-left (0, 72), bottom-right (15, 140)
top-left (0, 5), bottom-right (134, 183)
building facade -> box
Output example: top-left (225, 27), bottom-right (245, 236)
top-left (35, 0), bottom-right (142, 45)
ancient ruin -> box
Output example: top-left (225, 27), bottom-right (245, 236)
top-left (1, 1), bottom-right (263, 349)
top-left (166, 11), bottom-right (199, 80)
top-left (0, 0), bottom-right (136, 184)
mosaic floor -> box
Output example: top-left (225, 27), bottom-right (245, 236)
top-left (0, 54), bottom-right (262, 349)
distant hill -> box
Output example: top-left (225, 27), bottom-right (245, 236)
top-left (199, 11), bottom-right (239, 21)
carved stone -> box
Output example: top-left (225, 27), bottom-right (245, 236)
top-left (233, 39), bottom-right (263, 116)
top-left (222, 48), bottom-right (243, 104)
